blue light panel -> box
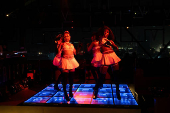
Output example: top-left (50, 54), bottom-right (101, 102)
top-left (24, 84), bottom-right (138, 106)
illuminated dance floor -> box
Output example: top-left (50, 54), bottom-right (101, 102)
top-left (23, 84), bottom-right (138, 106)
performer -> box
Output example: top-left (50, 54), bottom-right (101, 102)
top-left (87, 32), bottom-right (102, 83)
top-left (58, 31), bottom-right (79, 101)
top-left (93, 26), bottom-right (121, 100)
top-left (53, 34), bottom-right (63, 91)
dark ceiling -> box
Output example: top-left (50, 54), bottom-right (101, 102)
top-left (1, 0), bottom-right (170, 28)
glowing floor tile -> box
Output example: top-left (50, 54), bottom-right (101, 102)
top-left (48, 84), bottom-right (55, 87)
top-left (125, 88), bottom-right (132, 93)
top-left (48, 84), bottom-right (80, 88)
top-left (97, 93), bottom-right (113, 98)
top-left (48, 84), bottom-right (69, 88)
top-left (114, 98), bottom-right (138, 105)
top-left (23, 83), bottom-right (138, 106)
top-left (53, 91), bottom-right (75, 97)
top-left (60, 88), bottom-right (78, 92)
top-left (112, 84), bottom-right (129, 88)
top-left (74, 92), bottom-right (93, 98)
top-left (46, 97), bottom-right (68, 104)
top-left (119, 84), bottom-right (129, 88)
top-left (113, 88), bottom-right (126, 93)
top-left (34, 90), bottom-right (57, 97)
top-left (77, 88), bottom-right (93, 92)
top-left (70, 98), bottom-right (92, 104)
top-left (102, 84), bottom-right (111, 88)
top-left (56, 84), bottom-right (63, 88)
top-left (79, 84), bottom-right (95, 88)
top-left (98, 88), bottom-right (112, 93)
top-left (53, 92), bottom-right (64, 97)
top-left (42, 86), bottom-right (60, 91)
top-left (113, 93), bottom-right (134, 99)
top-left (112, 84), bottom-right (116, 88)
top-left (91, 98), bottom-right (113, 105)
top-left (72, 84), bottom-right (81, 88)
top-left (24, 97), bottom-right (51, 103)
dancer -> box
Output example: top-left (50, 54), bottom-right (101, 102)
top-left (58, 31), bottom-right (79, 101)
top-left (93, 26), bottom-right (121, 100)
top-left (87, 32), bottom-right (102, 83)
top-left (53, 34), bottom-right (63, 91)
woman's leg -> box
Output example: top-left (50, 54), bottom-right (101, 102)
top-left (54, 68), bottom-right (62, 91)
top-left (62, 69), bottom-right (70, 101)
top-left (93, 65), bottom-right (108, 99)
top-left (68, 69), bottom-right (75, 98)
top-left (111, 63), bottom-right (121, 100)
top-left (91, 66), bottom-right (98, 83)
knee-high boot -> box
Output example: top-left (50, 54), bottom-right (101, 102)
top-left (54, 72), bottom-right (62, 91)
top-left (62, 72), bottom-right (70, 101)
top-left (113, 70), bottom-right (121, 100)
top-left (69, 72), bottom-right (74, 98)
top-left (93, 73), bottom-right (106, 99)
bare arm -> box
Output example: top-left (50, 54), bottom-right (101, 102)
top-left (73, 48), bottom-right (76, 55)
top-left (87, 42), bottom-right (94, 52)
top-left (58, 43), bottom-right (63, 54)
top-left (72, 44), bottom-right (76, 55)
top-left (110, 40), bottom-right (119, 50)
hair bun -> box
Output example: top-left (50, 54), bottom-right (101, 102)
top-left (64, 31), bottom-right (70, 34)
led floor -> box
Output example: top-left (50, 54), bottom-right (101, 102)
top-left (24, 84), bottom-right (138, 106)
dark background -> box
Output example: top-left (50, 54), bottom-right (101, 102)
top-left (0, 0), bottom-right (170, 60)
top-left (0, 1), bottom-right (170, 112)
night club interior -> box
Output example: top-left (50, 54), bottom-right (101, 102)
top-left (0, 0), bottom-right (170, 113)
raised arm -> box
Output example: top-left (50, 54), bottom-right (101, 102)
top-left (87, 42), bottom-right (94, 52)
top-left (58, 43), bottom-right (63, 54)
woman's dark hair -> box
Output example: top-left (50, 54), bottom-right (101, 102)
top-left (97, 25), bottom-right (115, 41)
top-left (91, 32), bottom-right (99, 41)
top-left (55, 34), bottom-right (63, 41)
top-left (91, 31), bottom-right (101, 41)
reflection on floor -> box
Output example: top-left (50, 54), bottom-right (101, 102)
top-left (24, 84), bottom-right (138, 106)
